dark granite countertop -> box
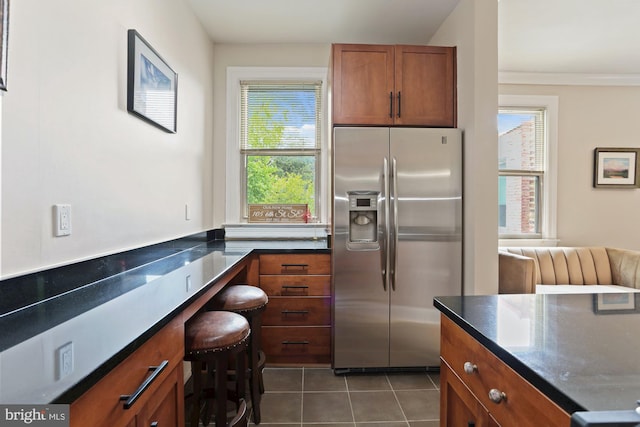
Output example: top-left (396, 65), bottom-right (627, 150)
top-left (0, 233), bottom-right (329, 404)
top-left (434, 293), bottom-right (640, 415)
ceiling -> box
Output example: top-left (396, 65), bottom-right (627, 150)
top-left (498, 0), bottom-right (640, 75)
top-left (186, 0), bottom-right (460, 45)
top-left (187, 0), bottom-right (640, 76)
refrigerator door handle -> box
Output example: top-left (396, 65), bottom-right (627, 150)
top-left (381, 157), bottom-right (390, 291)
top-left (391, 157), bottom-right (398, 291)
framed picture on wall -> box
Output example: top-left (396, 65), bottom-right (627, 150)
top-left (593, 147), bottom-right (640, 188)
top-left (0, 0), bottom-right (9, 91)
top-left (127, 29), bottom-right (177, 133)
top-left (593, 293), bottom-right (638, 314)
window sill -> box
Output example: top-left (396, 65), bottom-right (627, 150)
top-left (223, 223), bottom-right (329, 240)
top-left (499, 238), bottom-right (559, 248)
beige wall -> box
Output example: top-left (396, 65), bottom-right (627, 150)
top-left (1, 1), bottom-right (502, 286)
top-left (431, 0), bottom-right (500, 295)
top-left (1, 0), bottom-right (216, 277)
top-left (211, 44), bottom-right (331, 227)
top-left (501, 83), bottom-right (640, 251)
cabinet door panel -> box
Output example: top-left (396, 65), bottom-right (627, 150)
top-left (395, 45), bottom-right (456, 127)
top-left (262, 326), bottom-right (331, 364)
top-left (263, 297), bottom-right (331, 326)
top-left (259, 254), bottom-right (330, 275)
top-left (332, 44), bottom-right (395, 125)
top-left (260, 275), bottom-right (330, 296)
top-left (140, 365), bottom-right (183, 427)
top-left (441, 361), bottom-right (492, 427)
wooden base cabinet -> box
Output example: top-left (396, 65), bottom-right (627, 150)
top-left (440, 316), bottom-right (570, 427)
top-left (259, 254), bottom-right (331, 365)
top-left (441, 362), bottom-right (499, 427)
top-left (70, 319), bottom-right (185, 427)
top-left (331, 44), bottom-right (456, 127)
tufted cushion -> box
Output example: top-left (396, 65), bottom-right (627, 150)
top-left (501, 247), bottom-right (613, 286)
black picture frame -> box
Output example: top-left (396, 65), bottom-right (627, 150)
top-left (127, 29), bottom-right (177, 133)
top-left (0, 0), bottom-right (9, 91)
top-left (592, 293), bottom-right (640, 314)
top-left (593, 147), bottom-right (639, 188)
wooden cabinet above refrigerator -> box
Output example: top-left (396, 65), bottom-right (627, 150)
top-left (330, 43), bottom-right (457, 127)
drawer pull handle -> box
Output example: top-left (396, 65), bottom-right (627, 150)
top-left (281, 263), bottom-right (309, 271)
top-left (150, 423), bottom-right (159, 427)
top-left (282, 285), bottom-right (309, 293)
top-left (282, 340), bottom-right (309, 345)
top-left (463, 362), bottom-right (478, 375)
top-left (120, 360), bottom-right (169, 409)
top-left (488, 388), bottom-right (507, 404)
top-left (282, 310), bottom-right (309, 315)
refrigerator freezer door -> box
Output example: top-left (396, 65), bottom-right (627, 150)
top-left (388, 128), bottom-right (462, 367)
top-left (333, 127), bottom-right (391, 369)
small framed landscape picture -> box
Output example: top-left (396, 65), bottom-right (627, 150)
top-left (593, 293), bottom-right (638, 314)
top-left (593, 147), bottom-right (640, 188)
top-left (127, 29), bottom-right (177, 133)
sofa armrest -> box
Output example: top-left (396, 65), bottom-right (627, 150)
top-left (606, 247), bottom-right (640, 289)
top-left (499, 251), bottom-right (537, 294)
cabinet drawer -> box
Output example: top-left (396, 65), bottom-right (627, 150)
top-left (263, 297), bottom-right (331, 326)
top-left (262, 326), bottom-right (331, 364)
top-left (70, 320), bottom-right (184, 427)
top-left (441, 316), bottom-right (569, 427)
top-left (259, 254), bottom-right (330, 275)
top-left (260, 275), bottom-right (330, 296)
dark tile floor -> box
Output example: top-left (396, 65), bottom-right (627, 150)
top-left (251, 367), bottom-right (440, 427)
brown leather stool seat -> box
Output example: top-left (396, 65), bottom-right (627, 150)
top-left (208, 285), bottom-right (268, 424)
top-left (185, 311), bottom-right (250, 427)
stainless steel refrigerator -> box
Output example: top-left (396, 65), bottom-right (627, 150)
top-left (332, 127), bottom-right (462, 371)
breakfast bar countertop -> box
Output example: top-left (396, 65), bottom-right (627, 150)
top-left (434, 293), bottom-right (640, 415)
top-left (0, 235), bottom-right (329, 404)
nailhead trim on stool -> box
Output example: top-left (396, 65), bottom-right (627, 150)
top-left (208, 285), bottom-right (268, 424)
top-left (185, 311), bottom-right (250, 427)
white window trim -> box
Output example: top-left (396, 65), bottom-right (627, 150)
top-left (224, 66), bottom-right (329, 239)
top-left (498, 94), bottom-right (559, 248)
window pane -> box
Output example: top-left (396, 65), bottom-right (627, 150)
top-left (241, 82), bottom-right (321, 150)
top-left (498, 109), bottom-right (544, 171)
top-left (246, 155), bottom-right (316, 216)
top-left (498, 175), bottom-right (540, 235)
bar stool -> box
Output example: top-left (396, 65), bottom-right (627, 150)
top-left (185, 310), bottom-right (250, 427)
top-left (207, 285), bottom-right (268, 424)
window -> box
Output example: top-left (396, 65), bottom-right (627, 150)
top-left (240, 81), bottom-right (321, 219)
top-left (498, 95), bottom-right (558, 242)
top-left (225, 67), bottom-right (328, 235)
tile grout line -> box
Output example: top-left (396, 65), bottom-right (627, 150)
top-left (427, 372), bottom-right (440, 391)
top-left (386, 373), bottom-right (411, 427)
top-left (301, 367), bottom-right (305, 426)
top-left (343, 370), bottom-right (357, 426)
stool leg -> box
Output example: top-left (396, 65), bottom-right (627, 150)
top-left (235, 347), bottom-right (247, 413)
top-left (258, 350), bottom-right (266, 395)
top-left (248, 315), bottom-right (262, 424)
top-left (214, 355), bottom-right (228, 427)
top-left (189, 361), bottom-right (203, 427)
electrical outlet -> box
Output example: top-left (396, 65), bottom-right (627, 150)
top-left (56, 342), bottom-right (74, 380)
top-left (54, 204), bottom-right (72, 237)
top-left (185, 204), bottom-right (191, 221)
